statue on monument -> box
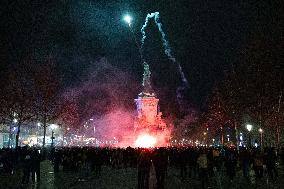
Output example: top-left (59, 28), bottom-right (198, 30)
top-left (139, 61), bottom-right (155, 97)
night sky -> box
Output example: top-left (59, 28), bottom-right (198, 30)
top-left (0, 0), bottom-right (282, 114)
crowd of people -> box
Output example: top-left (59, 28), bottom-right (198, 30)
top-left (0, 146), bottom-right (284, 188)
top-left (0, 146), bottom-right (41, 184)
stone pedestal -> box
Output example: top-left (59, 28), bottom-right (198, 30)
top-left (134, 92), bottom-right (167, 137)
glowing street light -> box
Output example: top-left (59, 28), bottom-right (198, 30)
top-left (259, 128), bottom-right (263, 150)
top-left (246, 124), bottom-right (252, 132)
top-left (246, 124), bottom-right (253, 148)
top-left (50, 124), bottom-right (58, 130)
top-left (13, 118), bottom-right (18, 123)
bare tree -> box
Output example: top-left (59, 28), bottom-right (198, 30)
top-left (33, 58), bottom-right (61, 147)
top-left (0, 57), bottom-right (36, 147)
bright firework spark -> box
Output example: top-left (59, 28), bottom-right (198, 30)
top-left (135, 134), bottom-right (157, 148)
top-left (123, 15), bottom-right (132, 25)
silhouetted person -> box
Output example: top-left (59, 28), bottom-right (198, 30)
top-left (253, 150), bottom-right (264, 179)
top-left (265, 147), bottom-right (278, 180)
top-left (138, 149), bottom-right (151, 189)
top-left (31, 149), bottom-right (41, 183)
top-left (153, 148), bottom-right (168, 189)
top-left (281, 147), bottom-right (284, 172)
top-left (239, 147), bottom-right (250, 179)
top-left (22, 153), bottom-right (32, 184)
top-left (178, 149), bottom-right (187, 181)
top-left (53, 150), bottom-right (61, 173)
top-left (197, 151), bottom-right (208, 189)
top-left (225, 150), bottom-right (237, 182)
top-left (93, 150), bottom-right (102, 177)
top-left (188, 149), bottom-right (198, 178)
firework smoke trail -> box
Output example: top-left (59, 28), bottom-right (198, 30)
top-left (140, 12), bottom-right (188, 86)
top-left (141, 13), bottom-right (155, 51)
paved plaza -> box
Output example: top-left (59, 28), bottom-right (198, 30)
top-left (0, 160), bottom-right (283, 189)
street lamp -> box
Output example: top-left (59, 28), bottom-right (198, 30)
top-left (246, 124), bottom-right (253, 148)
top-left (9, 118), bottom-right (18, 148)
top-left (203, 132), bottom-right (207, 146)
top-left (220, 126), bottom-right (224, 145)
top-left (50, 124), bottom-right (58, 147)
top-left (13, 118), bottom-right (18, 123)
top-left (258, 128), bottom-right (263, 150)
top-left (246, 124), bottom-right (252, 132)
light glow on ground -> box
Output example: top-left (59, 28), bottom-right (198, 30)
top-left (135, 134), bottom-right (157, 148)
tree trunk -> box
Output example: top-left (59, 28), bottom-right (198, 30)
top-left (42, 114), bottom-right (47, 147)
top-left (8, 124), bottom-right (12, 148)
top-left (234, 120), bottom-right (239, 152)
top-left (15, 121), bottom-right (21, 147)
top-left (220, 126), bottom-right (224, 145)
